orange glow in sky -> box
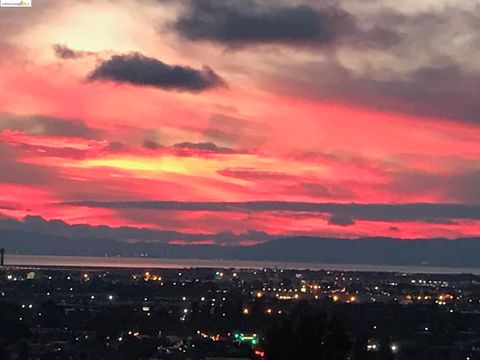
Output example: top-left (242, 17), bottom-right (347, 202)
top-left (0, 0), bottom-right (479, 245)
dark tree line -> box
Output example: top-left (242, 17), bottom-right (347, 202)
top-left (262, 304), bottom-right (351, 360)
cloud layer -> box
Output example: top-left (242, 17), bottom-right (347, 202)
top-left (88, 53), bottom-right (225, 92)
top-left (0, 215), bottom-right (275, 245)
top-left (64, 201), bottom-right (480, 224)
top-left (175, 1), bottom-right (352, 46)
top-left (0, 113), bottom-right (96, 138)
top-left (174, 0), bottom-right (398, 49)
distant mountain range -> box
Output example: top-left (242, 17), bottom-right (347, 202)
top-left (1, 228), bottom-right (480, 268)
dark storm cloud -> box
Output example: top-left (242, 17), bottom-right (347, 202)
top-left (0, 215), bottom-right (276, 245)
top-left (173, 142), bottom-right (235, 153)
top-left (328, 214), bottom-right (356, 226)
top-left (173, 0), bottom-right (398, 48)
top-left (63, 201), bottom-right (480, 223)
top-left (0, 113), bottom-right (97, 138)
top-left (281, 61), bottom-right (480, 124)
top-left (175, 1), bottom-right (350, 45)
top-left (88, 53), bottom-right (226, 92)
top-left (53, 44), bottom-right (95, 60)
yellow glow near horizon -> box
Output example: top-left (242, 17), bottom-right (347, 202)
top-left (82, 157), bottom-right (189, 174)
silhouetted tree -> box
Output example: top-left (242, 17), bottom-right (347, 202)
top-left (263, 311), bottom-right (351, 360)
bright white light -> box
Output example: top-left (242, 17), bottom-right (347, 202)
top-left (390, 343), bottom-right (399, 353)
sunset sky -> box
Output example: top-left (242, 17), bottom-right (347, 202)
top-left (0, 0), bottom-right (479, 245)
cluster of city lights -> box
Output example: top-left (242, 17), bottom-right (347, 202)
top-left (367, 341), bottom-right (399, 354)
top-left (233, 332), bottom-right (258, 345)
top-left (143, 272), bottom-right (162, 281)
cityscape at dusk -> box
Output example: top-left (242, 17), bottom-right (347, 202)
top-left (1, 0), bottom-right (480, 359)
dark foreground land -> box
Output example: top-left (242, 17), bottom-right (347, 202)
top-left (1, 265), bottom-right (480, 359)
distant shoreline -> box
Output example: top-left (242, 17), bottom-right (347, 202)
top-left (3, 254), bottom-right (480, 275)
